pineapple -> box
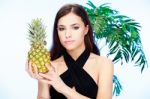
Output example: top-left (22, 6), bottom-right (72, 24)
top-left (28, 18), bottom-right (50, 73)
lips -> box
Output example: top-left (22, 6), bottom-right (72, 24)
top-left (64, 40), bottom-right (75, 44)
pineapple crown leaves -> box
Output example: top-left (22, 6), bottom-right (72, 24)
top-left (28, 18), bottom-right (47, 46)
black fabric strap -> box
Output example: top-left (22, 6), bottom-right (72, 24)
top-left (50, 48), bottom-right (98, 99)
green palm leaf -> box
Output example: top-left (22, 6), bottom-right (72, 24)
top-left (113, 75), bottom-right (122, 96)
top-left (84, 0), bottom-right (148, 96)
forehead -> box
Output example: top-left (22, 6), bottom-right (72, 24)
top-left (58, 12), bottom-right (83, 26)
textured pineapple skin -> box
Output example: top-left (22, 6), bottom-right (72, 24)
top-left (28, 46), bottom-right (50, 73)
top-left (28, 18), bottom-right (51, 73)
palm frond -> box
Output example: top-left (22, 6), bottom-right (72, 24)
top-left (113, 75), bottom-right (122, 96)
top-left (84, 0), bottom-right (148, 72)
top-left (83, 0), bottom-right (148, 96)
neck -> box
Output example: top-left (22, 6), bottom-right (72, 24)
top-left (66, 46), bottom-right (86, 60)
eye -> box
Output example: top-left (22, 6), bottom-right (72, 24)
top-left (58, 27), bottom-right (65, 31)
top-left (73, 26), bottom-right (79, 30)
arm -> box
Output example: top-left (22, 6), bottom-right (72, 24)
top-left (37, 81), bottom-right (50, 99)
top-left (38, 64), bottom-right (91, 99)
top-left (96, 58), bottom-right (114, 99)
top-left (25, 61), bottom-right (51, 99)
top-left (38, 75), bottom-right (91, 99)
top-left (61, 86), bottom-right (90, 99)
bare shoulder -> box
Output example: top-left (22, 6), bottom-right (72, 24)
top-left (90, 53), bottom-right (114, 72)
top-left (50, 56), bottom-right (67, 75)
top-left (50, 56), bottom-right (64, 70)
top-left (91, 53), bottom-right (114, 90)
top-left (51, 56), bottom-right (64, 64)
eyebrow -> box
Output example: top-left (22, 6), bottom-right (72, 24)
top-left (58, 23), bottom-right (80, 27)
top-left (71, 23), bottom-right (79, 26)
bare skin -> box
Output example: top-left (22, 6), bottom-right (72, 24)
top-left (26, 12), bottom-right (114, 99)
top-left (26, 53), bottom-right (113, 99)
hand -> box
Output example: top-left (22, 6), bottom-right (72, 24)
top-left (25, 60), bottom-right (42, 79)
top-left (38, 63), bottom-right (68, 94)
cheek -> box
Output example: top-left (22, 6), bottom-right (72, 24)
top-left (75, 30), bottom-right (85, 40)
top-left (58, 33), bottom-right (64, 44)
top-left (74, 32), bottom-right (85, 45)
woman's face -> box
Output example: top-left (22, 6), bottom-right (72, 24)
top-left (57, 12), bottom-right (88, 51)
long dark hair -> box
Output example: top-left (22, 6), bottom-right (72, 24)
top-left (50, 4), bottom-right (100, 60)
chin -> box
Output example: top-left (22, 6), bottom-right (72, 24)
top-left (65, 47), bottom-right (75, 51)
top-left (64, 45), bottom-right (77, 51)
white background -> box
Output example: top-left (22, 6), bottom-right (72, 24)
top-left (0, 0), bottom-right (149, 99)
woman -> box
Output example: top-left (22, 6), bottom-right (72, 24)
top-left (26, 3), bottom-right (114, 99)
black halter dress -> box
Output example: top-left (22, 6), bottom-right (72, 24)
top-left (50, 49), bottom-right (98, 99)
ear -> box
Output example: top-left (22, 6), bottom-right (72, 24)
top-left (84, 25), bottom-right (89, 35)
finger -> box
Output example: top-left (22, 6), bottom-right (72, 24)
top-left (35, 74), bottom-right (43, 80)
top-left (45, 64), bottom-right (54, 73)
top-left (28, 61), bottom-right (34, 77)
top-left (32, 65), bottom-right (41, 79)
top-left (39, 73), bottom-right (52, 81)
top-left (25, 60), bottom-right (32, 77)
top-left (45, 63), bottom-right (51, 70)
top-left (32, 64), bottom-right (38, 75)
top-left (37, 74), bottom-right (44, 79)
top-left (39, 78), bottom-right (52, 85)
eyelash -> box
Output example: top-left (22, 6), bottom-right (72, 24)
top-left (57, 26), bottom-right (79, 31)
top-left (58, 27), bottom-right (65, 31)
top-left (73, 26), bottom-right (79, 30)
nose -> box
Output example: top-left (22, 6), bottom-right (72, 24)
top-left (65, 29), bottom-right (71, 38)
